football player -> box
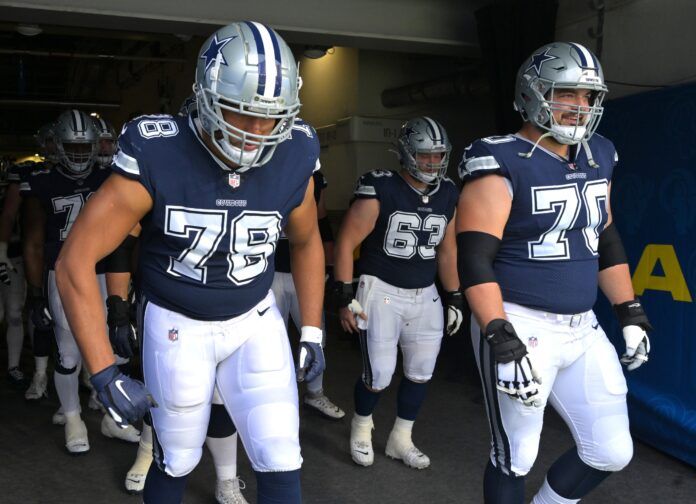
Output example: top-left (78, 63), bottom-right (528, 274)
top-left (456, 42), bottom-right (652, 503)
top-left (22, 109), bottom-right (140, 453)
top-left (272, 168), bottom-right (345, 420)
top-left (55, 22), bottom-right (324, 504)
top-left (0, 124), bottom-right (57, 397)
top-left (334, 117), bottom-right (464, 469)
top-left (92, 116), bottom-right (118, 168)
top-left (110, 225), bottom-right (248, 503)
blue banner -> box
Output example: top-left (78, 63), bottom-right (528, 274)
top-left (596, 83), bottom-right (696, 467)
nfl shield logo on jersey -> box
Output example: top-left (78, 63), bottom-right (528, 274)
top-left (228, 173), bottom-right (241, 188)
top-left (168, 328), bottom-right (179, 342)
top-left (528, 336), bottom-right (538, 348)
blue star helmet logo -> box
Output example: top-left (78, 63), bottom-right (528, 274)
top-left (526, 48), bottom-right (558, 76)
top-left (201, 34), bottom-right (237, 74)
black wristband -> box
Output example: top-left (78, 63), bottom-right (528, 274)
top-left (484, 318), bottom-right (528, 364)
top-left (106, 295), bottom-right (131, 326)
top-left (332, 281), bottom-right (354, 308)
top-left (445, 290), bottom-right (465, 310)
top-left (613, 299), bottom-right (653, 332)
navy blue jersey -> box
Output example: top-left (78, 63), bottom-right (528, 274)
top-left (354, 170), bottom-right (458, 289)
top-left (20, 163), bottom-right (110, 269)
top-left (459, 133), bottom-right (617, 314)
top-left (112, 114), bottom-right (319, 320)
top-left (275, 170), bottom-right (327, 274)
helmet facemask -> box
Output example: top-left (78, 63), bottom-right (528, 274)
top-left (401, 144), bottom-right (451, 185)
top-left (58, 141), bottom-right (97, 175)
top-left (196, 84), bottom-right (298, 169)
top-left (96, 138), bottom-right (117, 167)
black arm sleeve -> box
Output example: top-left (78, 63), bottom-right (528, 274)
top-left (105, 235), bottom-right (137, 273)
top-left (598, 223), bottom-right (628, 271)
top-left (456, 231), bottom-right (501, 290)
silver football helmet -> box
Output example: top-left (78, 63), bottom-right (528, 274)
top-left (194, 22), bottom-right (302, 169)
top-left (35, 123), bottom-right (59, 164)
top-left (396, 117), bottom-right (452, 184)
top-left (92, 116), bottom-right (117, 167)
top-left (53, 109), bottom-right (98, 176)
top-left (514, 42), bottom-right (608, 145)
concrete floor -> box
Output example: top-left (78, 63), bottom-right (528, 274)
top-left (1, 332), bottom-right (694, 503)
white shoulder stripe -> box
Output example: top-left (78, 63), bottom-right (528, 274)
top-left (19, 182), bottom-right (30, 191)
top-left (355, 185), bottom-right (377, 196)
top-left (464, 156), bottom-right (500, 173)
top-left (114, 150), bottom-right (140, 175)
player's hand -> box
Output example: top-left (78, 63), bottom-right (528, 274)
top-left (0, 242), bottom-right (16, 286)
top-left (485, 319), bottom-right (542, 407)
top-left (89, 364), bottom-right (157, 428)
top-left (444, 290), bottom-right (464, 336)
top-left (106, 295), bottom-right (137, 358)
top-left (333, 281), bottom-right (367, 334)
top-left (614, 299), bottom-right (652, 371)
top-left (28, 292), bottom-right (53, 331)
top-left (296, 326), bottom-right (325, 383)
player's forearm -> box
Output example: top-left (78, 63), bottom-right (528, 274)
top-left (464, 282), bottom-right (507, 329)
top-left (333, 237), bottom-right (356, 283)
top-left (290, 230), bottom-right (325, 328)
top-left (598, 263), bottom-right (635, 305)
top-left (437, 247), bottom-right (459, 292)
top-left (106, 272), bottom-right (131, 299)
top-left (23, 242), bottom-right (44, 288)
top-left (54, 254), bottom-right (115, 373)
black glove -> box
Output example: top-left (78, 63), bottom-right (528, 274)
top-left (90, 364), bottom-right (157, 428)
top-left (28, 287), bottom-right (52, 331)
top-left (106, 295), bottom-right (137, 358)
top-left (444, 290), bottom-right (464, 336)
top-left (484, 319), bottom-right (528, 364)
top-left (613, 299), bottom-right (653, 331)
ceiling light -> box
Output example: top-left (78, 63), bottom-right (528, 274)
top-left (16, 24), bottom-right (42, 37)
top-left (303, 46), bottom-right (332, 59)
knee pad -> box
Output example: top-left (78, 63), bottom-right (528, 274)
top-left (7, 314), bottom-right (22, 327)
top-left (246, 402), bottom-right (301, 472)
top-left (585, 428), bottom-right (633, 472)
top-left (207, 404), bottom-right (237, 438)
top-left (162, 447), bottom-right (204, 478)
top-left (55, 362), bottom-right (78, 376)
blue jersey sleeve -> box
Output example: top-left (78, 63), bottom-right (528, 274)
top-left (440, 177), bottom-right (459, 222)
top-left (353, 170), bottom-right (395, 200)
top-left (458, 137), bottom-right (513, 183)
top-left (19, 164), bottom-right (50, 198)
top-left (111, 118), bottom-right (156, 197)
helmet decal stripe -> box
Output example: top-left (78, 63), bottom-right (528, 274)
top-left (244, 22), bottom-right (268, 97)
top-left (570, 42), bottom-right (595, 70)
top-left (266, 26), bottom-right (283, 97)
top-left (250, 22), bottom-right (279, 99)
top-left (423, 116), bottom-right (441, 143)
top-left (71, 109), bottom-right (80, 132)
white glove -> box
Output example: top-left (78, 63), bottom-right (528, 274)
top-left (444, 291), bottom-right (464, 336)
top-left (0, 242), bottom-right (15, 286)
top-left (495, 355), bottom-right (543, 407)
top-left (621, 325), bottom-right (650, 371)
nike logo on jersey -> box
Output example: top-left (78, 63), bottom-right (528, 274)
top-left (592, 323), bottom-right (599, 330)
top-left (433, 297), bottom-right (440, 302)
top-left (258, 306), bottom-right (270, 316)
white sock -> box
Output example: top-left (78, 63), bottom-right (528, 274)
top-left (64, 410), bottom-right (82, 423)
top-left (206, 432), bottom-right (238, 481)
top-left (392, 417), bottom-right (414, 433)
top-left (54, 368), bottom-right (81, 415)
top-left (353, 413), bottom-right (373, 426)
top-left (35, 356), bottom-right (48, 375)
top-left (532, 478), bottom-right (580, 504)
top-left (6, 321), bottom-right (23, 369)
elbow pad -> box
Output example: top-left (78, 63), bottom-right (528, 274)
top-left (456, 231), bottom-right (500, 290)
top-left (598, 223), bottom-right (628, 271)
top-left (106, 235), bottom-right (137, 273)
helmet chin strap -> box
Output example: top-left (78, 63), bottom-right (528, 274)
top-left (517, 130), bottom-right (555, 159)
